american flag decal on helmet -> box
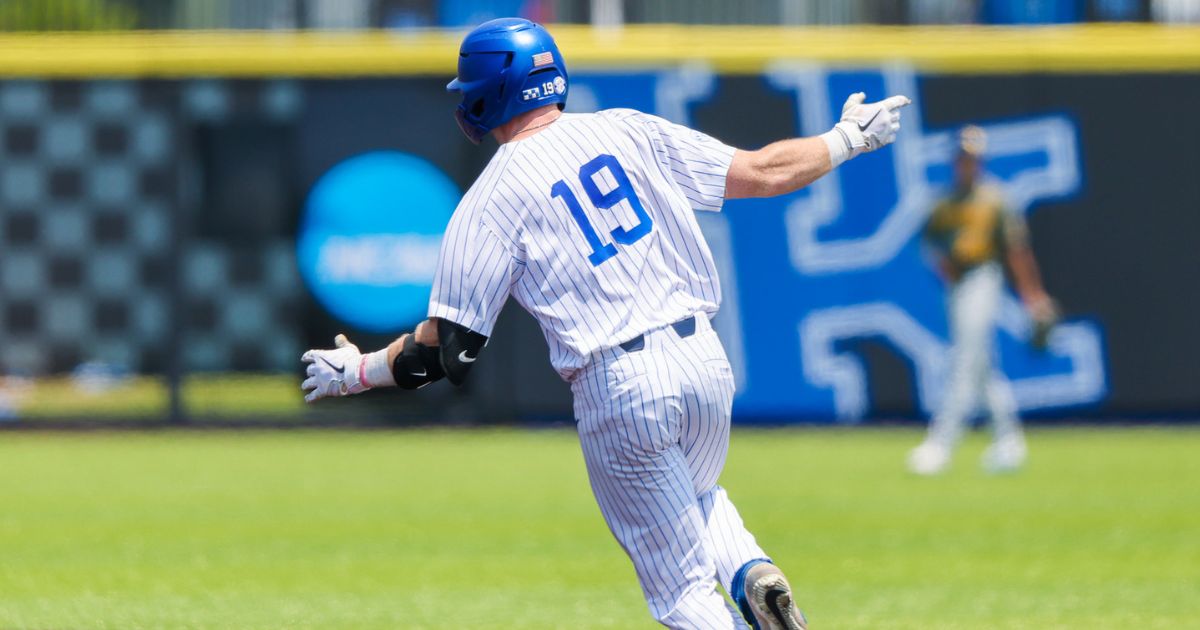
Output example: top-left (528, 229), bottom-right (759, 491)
top-left (532, 51), bottom-right (554, 67)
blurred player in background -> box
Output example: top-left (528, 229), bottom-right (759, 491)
top-left (301, 17), bottom-right (909, 629)
top-left (908, 126), bottom-right (1059, 476)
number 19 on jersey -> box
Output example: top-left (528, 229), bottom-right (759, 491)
top-left (551, 154), bottom-right (653, 266)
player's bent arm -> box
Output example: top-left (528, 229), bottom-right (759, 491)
top-left (725, 92), bottom-right (911, 200)
top-left (300, 317), bottom-right (489, 402)
top-left (300, 328), bottom-right (435, 403)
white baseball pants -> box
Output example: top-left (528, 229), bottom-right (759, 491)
top-left (926, 262), bottom-right (1023, 446)
top-left (571, 315), bottom-right (767, 629)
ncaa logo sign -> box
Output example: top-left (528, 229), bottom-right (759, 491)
top-left (297, 151), bottom-right (459, 332)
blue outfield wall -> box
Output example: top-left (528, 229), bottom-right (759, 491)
top-left (0, 66), bottom-right (1192, 422)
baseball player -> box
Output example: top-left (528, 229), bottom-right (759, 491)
top-left (908, 126), bottom-right (1058, 476)
top-left (302, 18), bottom-right (909, 629)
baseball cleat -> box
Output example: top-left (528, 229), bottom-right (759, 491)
top-left (742, 562), bottom-right (808, 630)
top-left (981, 435), bottom-right (1027, 474)
top-left (907, 440), bottom-right (952, 476)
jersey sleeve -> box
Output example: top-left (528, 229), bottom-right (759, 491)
top-left (630, 111), bottom-right (737, 212)
top-left (427, 206), bottom-right (523, 337)
top-left (1000, 205), bottom-right (1030, 249)
top-left (985, 184), bottom-right (1029, 251)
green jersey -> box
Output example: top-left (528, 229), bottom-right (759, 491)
top-left (924, 182), bottom-right (1027, 277)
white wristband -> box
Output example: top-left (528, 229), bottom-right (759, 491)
top-left (359, 348), bottom-right (396, 389)
top-left (820, 125), bottom-right (854, 169)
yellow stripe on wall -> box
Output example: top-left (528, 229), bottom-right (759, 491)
top-left (0, 24), bottom-right (1197, 78)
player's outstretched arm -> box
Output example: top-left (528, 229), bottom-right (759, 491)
top-left (725, 92), bottom-right (910, 199)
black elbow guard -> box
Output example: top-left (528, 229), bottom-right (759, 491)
top-left (437, 319), bottom-right (488, 386)
top-left (391, 334), bottom-right (445, 390)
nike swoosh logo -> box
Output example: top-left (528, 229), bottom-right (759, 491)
top-left (458, 350), bottom-right (477, 363)
top-left (857, 110), bottom-right (881, 132)
top-left (318, 356), bottom-right (345, 375)
top-left (410, 368), bottom-right (426, 377)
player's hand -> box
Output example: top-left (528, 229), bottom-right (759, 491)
top-left (301, 334), bottom-right (372, 403)
top-left (834, 92), bottom-right (911, 156)
top-left (1026, 295), bottom-right (1060, 351)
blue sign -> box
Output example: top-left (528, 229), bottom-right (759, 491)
top-left (571, 66), bottom-right (1108, 422)
top-left (297, 151), bottom-right (460, 332)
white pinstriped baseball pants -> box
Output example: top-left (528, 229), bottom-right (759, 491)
top-left (571, 315), bottom-right (767, 629)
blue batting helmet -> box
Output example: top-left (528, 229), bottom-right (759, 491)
top-left (446, 18), bottom-right (569, 144)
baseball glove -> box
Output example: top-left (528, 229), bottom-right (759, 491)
top-left (1029, 298), bottom-right (1061, 351)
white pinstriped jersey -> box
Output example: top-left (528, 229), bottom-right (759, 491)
top-left (428, 109), bottom-right (736, 381)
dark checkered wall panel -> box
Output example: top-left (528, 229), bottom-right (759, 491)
top-left (0, 79), bottom-right (302, 375)
top-left (182, 242), bottom-right (301, 372)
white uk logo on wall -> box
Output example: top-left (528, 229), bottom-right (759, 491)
top-left (769, 63), bottom-right (1106, 420)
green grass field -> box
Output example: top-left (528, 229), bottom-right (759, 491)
top-left (1, 427), bottom-right (1197, 629)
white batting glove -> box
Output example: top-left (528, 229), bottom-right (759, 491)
top-left (301, 334), bottom-right (374, 403)
top-left (821, 92), bottom-right (911, 167)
